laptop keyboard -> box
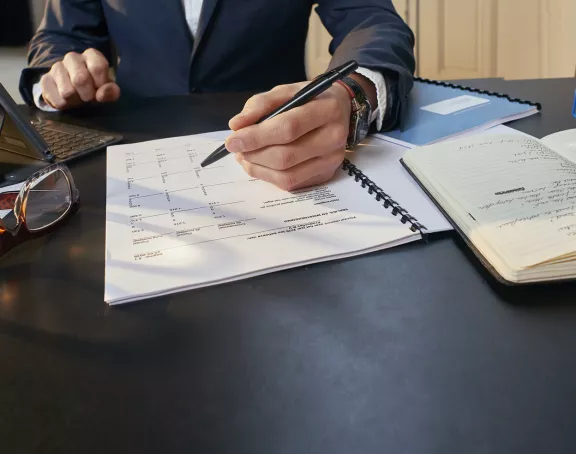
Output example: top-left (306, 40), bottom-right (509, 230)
top-left (33, 120), bottom-right (120, 161)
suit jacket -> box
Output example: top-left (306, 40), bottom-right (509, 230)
top-left (20, 0), bottom-right (415, 129)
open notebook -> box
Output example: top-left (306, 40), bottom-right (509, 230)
top-left (105, 131), bottom-right (452, 304)
top-left (401, 129), bottom-right (576, 284)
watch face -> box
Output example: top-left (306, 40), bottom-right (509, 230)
top-left (359, 105), bottom-right (370, 135)
top-left (354, 105), bottom-right (370, 143)
top-left (343, 77), bottom-right (372, 147)
top-left (349, 111), bottom-right (367, 146)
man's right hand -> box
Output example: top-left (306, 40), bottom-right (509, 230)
top-left (40, 49), bottom-right (120, 109)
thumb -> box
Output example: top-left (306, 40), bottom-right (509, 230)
top-left (95, 82), bottom-right (121, 103)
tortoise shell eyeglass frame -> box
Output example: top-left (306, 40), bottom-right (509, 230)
top-left (0, 163), bottom-right (80, 257)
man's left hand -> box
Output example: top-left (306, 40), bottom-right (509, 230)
top-left (226, 82), bottom-right (352, 191)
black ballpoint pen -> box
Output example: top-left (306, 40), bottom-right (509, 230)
top-left (200, 60), bottom-right (359, 167)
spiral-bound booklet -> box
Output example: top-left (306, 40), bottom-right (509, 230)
top-left (105, 131), bottom-right (445, 304)
top-left (379, 78), bottom-right (542, 148)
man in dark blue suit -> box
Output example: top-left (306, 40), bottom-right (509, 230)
top-left (20, 0), bottom-right (415, 190)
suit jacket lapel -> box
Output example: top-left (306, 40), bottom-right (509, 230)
top-left (192, 0), bottom-right (221, 55)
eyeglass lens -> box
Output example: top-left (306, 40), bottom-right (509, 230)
top-left (25, 169), bottom-right (72, 231)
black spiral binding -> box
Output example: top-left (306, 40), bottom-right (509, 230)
top-left (415, 77), bottom-right (543, 111)
top-left (341, 159), bottom-right (429, 241)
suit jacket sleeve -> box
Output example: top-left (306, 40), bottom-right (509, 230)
top-left (316, 0), bottom-right (416, 130)
top-left (19, 0), bottom-right (111, 106)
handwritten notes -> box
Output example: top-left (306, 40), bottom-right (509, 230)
top-left (405, 136), bottom-right (576, 268)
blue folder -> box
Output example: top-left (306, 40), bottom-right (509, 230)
top-left (380, 79), bottom-right (541, 147)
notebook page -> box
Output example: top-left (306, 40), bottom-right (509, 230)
top-left (363, 126), bottom-right (527, 234)
top-left (408, 135), bottom-right (576, 268)
top-left (105, 132), bottom-right (419, 304)
top-left (541, 129), bottom-right (576, 164)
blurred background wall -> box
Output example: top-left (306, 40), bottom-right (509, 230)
top-left (306, 0), bottom-right (576, 79)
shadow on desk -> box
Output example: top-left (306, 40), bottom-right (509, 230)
top-left (0, 301), bottom-right (201, 364)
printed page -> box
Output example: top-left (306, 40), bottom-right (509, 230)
top-left (407, 135), bottom-right (576, 268)
top-left (105, 132), bottom-right (419, 304)
top-left (347, 136), bottom-right (452, 233)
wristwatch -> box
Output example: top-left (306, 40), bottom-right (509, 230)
top-left (338, 76), bottom-right (372, 149)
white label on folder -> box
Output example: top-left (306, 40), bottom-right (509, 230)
top-left (421, 95), bottom-right (490, 115)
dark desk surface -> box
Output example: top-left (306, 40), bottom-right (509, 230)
top-left (2, 78), bottom-right (576, 454)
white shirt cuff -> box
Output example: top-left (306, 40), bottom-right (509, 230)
top-left (355, 67), bottom-right (387, 131)
top-left (32, 82), bottom-right (59, 112)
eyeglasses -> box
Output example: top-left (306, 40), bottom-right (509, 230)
top-left (0, 163), bottom-right (79, 257)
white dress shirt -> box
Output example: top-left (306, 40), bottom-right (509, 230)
top-left (34, 0), bottom-right (388, 129)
